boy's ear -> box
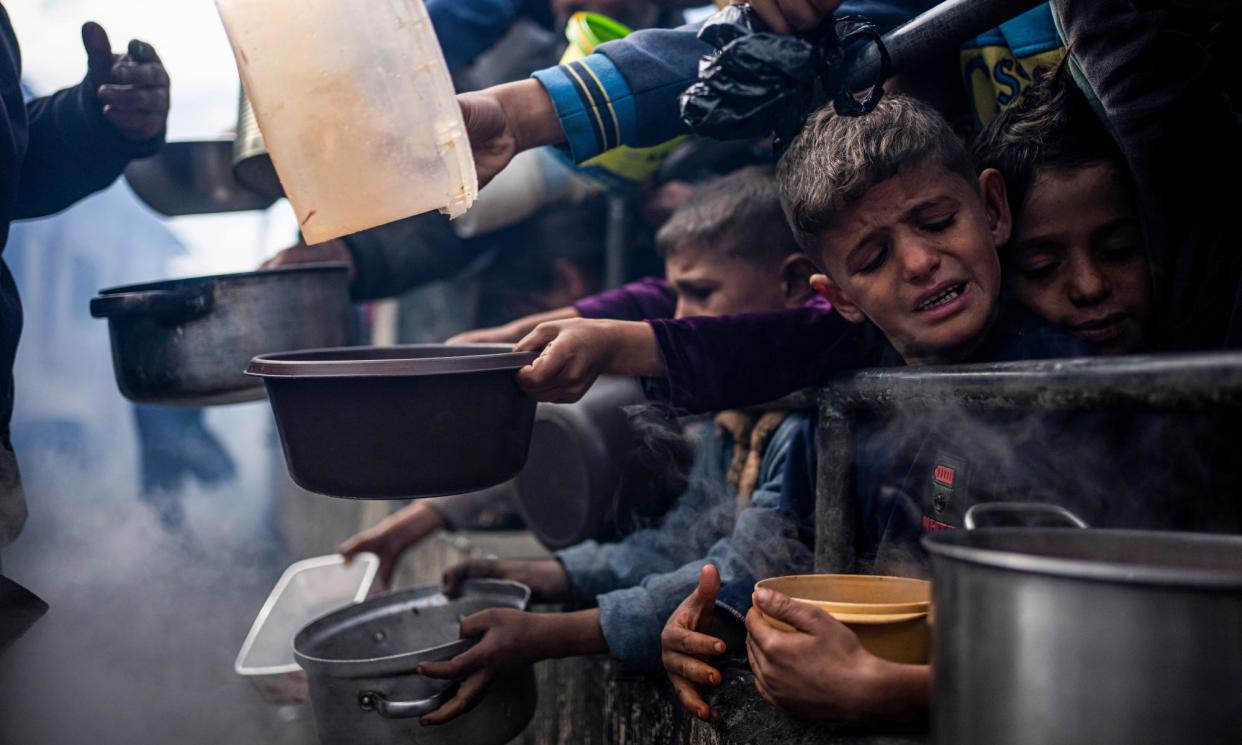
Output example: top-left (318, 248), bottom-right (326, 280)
top-left (978, 168), bottom-right (1013, 249)
top-left (810, 273), bottom-right (867, 324)
top-left (779, 254), bottom-right (819, 307)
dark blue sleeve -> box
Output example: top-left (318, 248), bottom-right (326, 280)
top-left (592, 23), bottom-right (707, 148)
top-left (531, 2), bottom-right (932, 163)
top-left (17, 80), bottom-right (161, 219)
top-left (426, 0), bottom-right (530, 72)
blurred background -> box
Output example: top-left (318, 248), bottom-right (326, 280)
top-left (0, 2), bottom-right (338, 743)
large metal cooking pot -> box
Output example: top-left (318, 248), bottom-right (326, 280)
top-left (90, 264), bottom-right (356, 406)
top-left (246, 345), bottom-right (538, 498)
top-left (923, 503), bottom-right (1242, 745)
top-left (293, 580), bottom-right (535, 745)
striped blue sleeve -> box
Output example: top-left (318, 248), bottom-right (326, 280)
top-left (531, 53), bottom-right (637, 163)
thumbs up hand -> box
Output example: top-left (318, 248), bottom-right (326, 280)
top-left (81, 21), bottom-right (170, 143)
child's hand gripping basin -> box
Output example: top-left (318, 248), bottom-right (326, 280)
top-left (215, 0), bottom-right (477, 244)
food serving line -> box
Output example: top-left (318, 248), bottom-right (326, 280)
top-left (76, 0), bottom-right (1242, 743)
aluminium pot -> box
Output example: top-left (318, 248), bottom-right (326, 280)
top-left (90, 264), bottom-right (355, 406)
top-left (923, 503), bottom-right (1242, 745)
top-left (246, 345), bottom-right (538, 498)
top-left (293, 580), bottom-right (535, 745)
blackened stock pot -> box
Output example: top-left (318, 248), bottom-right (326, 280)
top-left (293, 580), bottom-right (535, 745)
top-left (923, 503), bottom-right (1242, 745)
top-left (90, 264), bottom-right (355, 405)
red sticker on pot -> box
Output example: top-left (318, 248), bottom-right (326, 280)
top-left (933, 464), bottom-right (956, 486)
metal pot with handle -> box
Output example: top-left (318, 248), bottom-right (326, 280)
top-left (293, 580), bottom-right (536, 745)
top-left (90, 264), bottom-right (356, 406)
top-left (923, 502), bottom-right (1242, 745)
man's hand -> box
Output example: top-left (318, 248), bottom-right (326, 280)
top-left (442, 558), bottom-right (571, 603)
top-left (338, 502), bottom-right (446, 587)
top-left (661, 565), bottom-right (727, 723)
top-left (82, 22), bottom-right (169, 142)
top-left (417, 609), bottom-right (560, 725)
top-left (745, 587), bottom-right (930, 722)
top-left (514, 318), bottom-right (665, 403)
top-left (733, 0), bottom-right (844, 35)
top-left (261, 239), bottom-right (355, 282)
top-left (459, 80), bottom-right (564, 189)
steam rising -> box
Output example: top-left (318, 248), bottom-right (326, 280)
top-left (0, 406), bottom-right (325, 745)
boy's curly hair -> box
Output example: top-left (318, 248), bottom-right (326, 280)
top-left (777, 93), bottom-right (977, 255)
top-left (970, 63), bottom-right (1128, 226)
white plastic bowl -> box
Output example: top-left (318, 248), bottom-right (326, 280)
top-left (234, 553), bottom-right (379, 704)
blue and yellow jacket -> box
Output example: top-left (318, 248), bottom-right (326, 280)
top-left (530, 2), bottom-right (1073, 161)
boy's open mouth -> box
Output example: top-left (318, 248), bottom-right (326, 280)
top-left (913, 282), bottom-right (968, 313)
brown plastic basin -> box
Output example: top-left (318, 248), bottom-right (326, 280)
top-left (247, 345), bottom-right (538, 499)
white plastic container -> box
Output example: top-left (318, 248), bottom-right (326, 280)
top-left (215, 0), bottom-right (477, 244)
top-left (234, 553), bottom-right (379, 704)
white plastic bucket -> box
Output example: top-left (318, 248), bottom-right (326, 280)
top-left (215, 0), bottom-right (477, 243)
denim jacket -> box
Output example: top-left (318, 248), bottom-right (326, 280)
top-left (557, 413), bottom-right (814, 670)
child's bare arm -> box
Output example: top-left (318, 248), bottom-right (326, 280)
top-left (338, 501), bottom-right (448, 588)
top-left (446, 306), bottom-right (581, 345)
top-left (515, 319), bottom-right (666, 403)
top-left (417, 609), bottom-right (607, 725)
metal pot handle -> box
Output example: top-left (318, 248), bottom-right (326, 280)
top-left (89, 288), bottom-right (213, 321)
top-left (964, 502), bottom-right (1090, 530)
top-left (357, 684), bottom-right (457, 719)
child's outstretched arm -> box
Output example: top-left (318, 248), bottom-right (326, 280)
top-left (515, 318), bottom-right (667, 403)
top-left (416, 608), bottom-right (606, 725)
top-left (512, 304), bottom-right (876, 411)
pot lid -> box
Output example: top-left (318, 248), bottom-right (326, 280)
top-left (246, 344), bottom-right (538, 379)
top-left (923, 527), bottom-right (1242, 589)
top-left (292, 580), bottom-right (531, 676)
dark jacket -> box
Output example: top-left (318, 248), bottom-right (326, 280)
top-left (1, 5), bottom-right (162, 441)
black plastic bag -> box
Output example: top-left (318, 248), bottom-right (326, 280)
top-left (680, 5), bottom-right (890, 156)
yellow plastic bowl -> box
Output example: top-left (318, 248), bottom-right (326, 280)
top-left (755, 574), bottom-right (931, 664)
